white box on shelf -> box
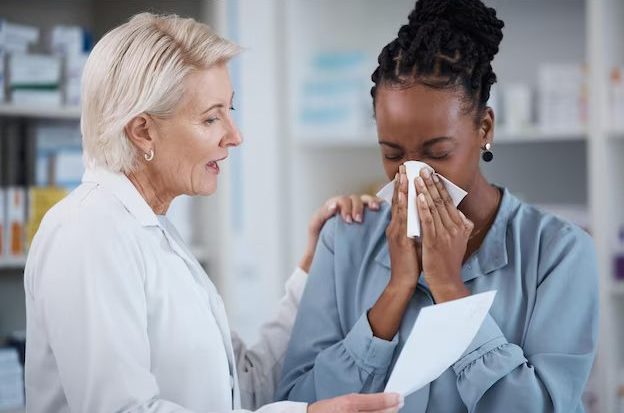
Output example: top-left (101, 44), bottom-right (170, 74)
top-left (51, 25), bottom-right (88, 57)
top-left (294, 50), bottom-right (375, 141)
top-left (5, 187), bottom-right (26, 258)
top-left (0, 19), bottom-right (39, 53)
top-left (64, 53), bottom-right (88, 106)
top-left (8, 53), bottom-right (61, 87)
top-left (538, 63), bottom-right (587, 134)
top-left (12, 90), bottom-right (62, 107)
top-left (502, 83), bottom-right (533, 135)
top-left (0, 348), bottom-right (25, 411)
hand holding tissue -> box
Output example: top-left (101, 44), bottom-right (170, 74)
top-left (377, 161), bottom-right (467, 238)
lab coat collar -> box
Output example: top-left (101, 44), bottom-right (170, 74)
top-left (374, 187), bottom-right (517, 283)
top-left (82, 167), bottom-right (160, 227)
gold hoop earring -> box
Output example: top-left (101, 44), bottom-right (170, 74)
top-left (144, 149), bottom-right (154, 162)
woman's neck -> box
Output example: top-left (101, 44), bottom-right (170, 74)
top-left (126, 168), bottom-right (174, 215)
top-left (459, 173), bottom-right (502, 255)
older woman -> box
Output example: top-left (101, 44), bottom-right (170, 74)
top-left (23, 13), bottom-right (402, 413)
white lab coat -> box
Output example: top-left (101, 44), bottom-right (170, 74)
top-left (24, 167), bottom-right (308, 413)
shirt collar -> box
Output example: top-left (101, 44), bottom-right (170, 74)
top-left (82, 167), bottom-right (160, 227)
top-left (374, 187), bottom-right (520, 283)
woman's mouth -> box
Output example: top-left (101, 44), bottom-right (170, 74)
top-left (206, 161), bottom-right (220, 174)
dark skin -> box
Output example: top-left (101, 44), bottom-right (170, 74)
top-left (367, 83), bottom-right (502, 341)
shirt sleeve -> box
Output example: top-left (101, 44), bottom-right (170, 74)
top-left (452, 225), bottom-right (599, 412)
top-left (233, 267), bottom-right (308, 410)
top-left (276, 217), bottom-right (399, 403)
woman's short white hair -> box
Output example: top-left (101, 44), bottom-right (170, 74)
top-left (81, 12), bottom-right (241, 173)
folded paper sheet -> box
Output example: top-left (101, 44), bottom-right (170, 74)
top-left (384, 291), bottom-right (497, 397)
top-left (376, 161), bottom-right (467, 238)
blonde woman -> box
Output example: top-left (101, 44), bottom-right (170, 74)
top-left (23, 13), bottom-right (401, 413)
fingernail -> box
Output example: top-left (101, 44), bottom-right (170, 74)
top-left (398, 394), bottom-right (405, 408)
top-left (328, 202), bottom-right (337, 211)
top-left (394, 173), bottom-right (399, 181)
top-left (400, 174), bottom-right (405, 185)
top-left (355, 214), bottom-right (362, 223)
top-left (421, 168), bottom-right (431, 178)
top-left (371, 202), bottom-right (379, 209)
top-left (432, 173), bottom-right (440, 183)
top-left (346, 215), bottom-right (353, 224)
top-left (416, 176), bottom-right (425, 188)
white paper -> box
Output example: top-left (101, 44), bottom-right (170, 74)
top-left (384, 290), bottom-right (497, 397)
top-left (376, 161), bottom-right (468, 238)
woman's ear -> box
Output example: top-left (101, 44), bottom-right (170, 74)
top-left (480, 106), bottom-right (495, 147)
top-left (124, 114), bottom-right (154, 154)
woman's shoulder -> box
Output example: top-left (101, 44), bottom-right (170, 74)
top-left (507, 191), bottom-right (592, 248)
top-left (36, 182), bottom-right (140, 243)
top-left (319, 203), bottom-right (391, 252)
top-left (505, 190), bottom-right (595, 279)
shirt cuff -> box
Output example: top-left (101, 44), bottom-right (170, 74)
top-left (286, 267), bottom-right (308, 303)
top-left (453, 314), bottom-right (508, 374)
top-left (342, 312), bottom-right (399, 373)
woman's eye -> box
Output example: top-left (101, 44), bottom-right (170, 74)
top-left (428, 153), bottom-right (450, 160)
top-left (384, 154), bottom-right (403, 161)
top-left (205, 117), bottom-right (219, 125)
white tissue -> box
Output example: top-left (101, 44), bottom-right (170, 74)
top-left (376, 161), bottom-right (467, 238)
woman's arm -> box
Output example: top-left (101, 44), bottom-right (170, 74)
top-left (233, 195), bottom-right (381, 409)
top-left (32, 217), bottom-right (195, 413)
top-left (452, 227), bottom-right (598, 412)
top-left (415, 170), bottom-right (598, 412)
top-left (275, 216), bottom-right (400, 403)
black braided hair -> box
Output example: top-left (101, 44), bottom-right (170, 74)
top-left (371, 0), bottom-right (504, 120)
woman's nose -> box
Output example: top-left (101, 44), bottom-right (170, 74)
top-left (222, 116), bottom-right (243, 147)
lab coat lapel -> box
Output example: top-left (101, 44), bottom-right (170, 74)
top-left (157, 221), bottom-right (242, 408)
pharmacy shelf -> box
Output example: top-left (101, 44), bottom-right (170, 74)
top-left (0, 257), bottom-right (27, 270)
top-left (495, 128), bottom-right (587, 143)
top-left (295, 128), bottom-right (587, 149)
top-left (610, 128), bottom-right (624, 140)
top-left (0, 104), bottom-right (81, 120)
top-left (610, 281), bottom-right (624, 297)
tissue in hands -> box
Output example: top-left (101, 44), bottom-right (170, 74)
top-left (376, 161), bottom-right (467, 238)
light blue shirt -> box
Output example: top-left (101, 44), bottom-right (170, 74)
top-left (276, 188), bottom-right (598, 412)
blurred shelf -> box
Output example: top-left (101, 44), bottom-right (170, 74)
top-left (295, 136), bottom-right (378, 148)
top-left (0, 103), bottom-right (81, 120)
top-left (295, 128), bottom-right (586, 148)
top-left (610, 281), bottom-right (624, 296)
top-left (0, 257), bottom-right (27, 270)
top-left (495, 128), bottom-right (586, 143)
top-left (610, 128), bottom-right (624, 140)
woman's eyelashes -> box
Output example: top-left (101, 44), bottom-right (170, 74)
top-left (205, 106), bottom-right (236, 125)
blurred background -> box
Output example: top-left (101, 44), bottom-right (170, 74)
top-left (0, 0), bottom-right (622, 411)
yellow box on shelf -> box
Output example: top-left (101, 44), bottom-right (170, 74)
top-left (26, 187), bottom-right (68, 248)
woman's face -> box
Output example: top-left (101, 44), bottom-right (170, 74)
top-left (150, 64), bottom-right (241, 197)
top-left (374, 83), bottom-right (493, 192)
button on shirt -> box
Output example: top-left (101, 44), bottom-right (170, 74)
top-left (277, 188), bottom-right (598, 413)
